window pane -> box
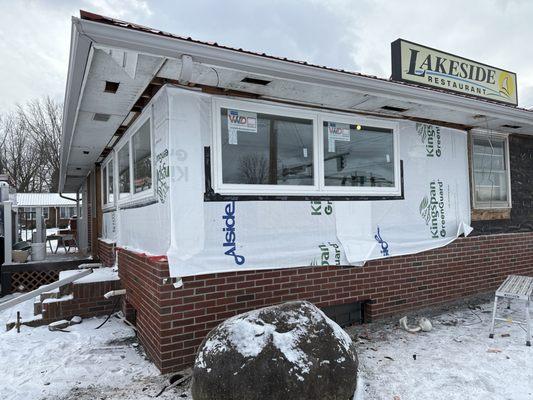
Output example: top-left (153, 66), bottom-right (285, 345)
top-left (118, 145), bottom-right (130, 198)
top-left (102, 165), bottom-right (108, 204)
top-left (107, 161), bottom-right (114, 203)
top-left (323, 122), bottom-right (394, 187)
top-left (221, 108), bottom-right (314, 186)
top-left (472, 137), bottom-right (508, 204)
top-left (132, 120), bottom-right (152, 193)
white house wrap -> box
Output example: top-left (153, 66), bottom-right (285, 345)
top-left (149, 87), bottom-right (474, 278)
top-left (100, 87), bottom-right (472, 276)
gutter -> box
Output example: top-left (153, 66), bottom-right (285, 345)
top-left (58, 18), bottom-right (93, 193)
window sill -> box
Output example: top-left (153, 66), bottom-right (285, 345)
top-left (117, 191), bottom-right (157, 210)
top-left (471, 208), bottom-right (511, 221)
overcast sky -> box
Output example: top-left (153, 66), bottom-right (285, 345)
top-left (1, 0), bottom-right (533, 112)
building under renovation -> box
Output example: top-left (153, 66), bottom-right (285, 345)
top-left (56, 11), bottom-right (533, 372)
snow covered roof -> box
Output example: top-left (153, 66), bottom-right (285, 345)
top-left (15, 193), bottom-right (78, 208)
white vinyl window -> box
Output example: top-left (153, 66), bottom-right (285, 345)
top-left (103, 112), bottom-right (154, 206)
top-left (102, 156), bottom-right (115, 208)
top-left (118, 143), bottom-right (131, 200)
top-left (471, 132), bottom-right (511, 209)
top-left (132, 119), bottom-right (152, 194)
top-left (212, 98), bottom-right (401, 196)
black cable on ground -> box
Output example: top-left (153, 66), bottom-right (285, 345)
top-left (95, 295), bottom-right (121, 330)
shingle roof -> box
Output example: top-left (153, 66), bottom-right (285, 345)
top-left (15, 193), bottom-right (78, 207)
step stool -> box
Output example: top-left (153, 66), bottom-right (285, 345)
top-left (489, 275), bottom-right (533, 346)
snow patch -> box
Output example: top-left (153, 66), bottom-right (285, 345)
top-left (59, 267), bottom-right (119, 284)
top-left (42, 294), bottom-right (74, 304)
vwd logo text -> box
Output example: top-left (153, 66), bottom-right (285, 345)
top-left (222, 201), bottom-right (245, 265)
top-left (416, 123), bottom-right (442, 157)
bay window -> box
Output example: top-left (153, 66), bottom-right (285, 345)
top-left (213, 98), bottom-right (400, 196)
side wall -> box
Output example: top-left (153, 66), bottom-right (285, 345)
top-left (118, 231), bottom-right (533, 373)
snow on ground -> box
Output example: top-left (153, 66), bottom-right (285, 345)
top-left (0, 295), bottom-right (532, 399)
top-left (0, 296), bottom-right (191, 400)
top-left (350, 299), bottom-right (533, 400)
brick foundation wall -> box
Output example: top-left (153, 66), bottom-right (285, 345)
top-left (98, 239), bottom-right (116, 267)
top-left (117, 232), bottom-right (533, 374)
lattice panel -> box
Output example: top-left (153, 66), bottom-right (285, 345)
top-left (11, 271), bottom-right (59, 292)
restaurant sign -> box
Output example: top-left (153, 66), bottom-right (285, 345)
top-left (391, 39), bottom-right (518, 106)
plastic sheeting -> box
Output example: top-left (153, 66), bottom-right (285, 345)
top-left (101, 95), bottom-right (171, 256)
top-left (165, 88), bottom-right (472, 278)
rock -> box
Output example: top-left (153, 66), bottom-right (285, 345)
top-left (191, 301), bottom-right (358, 400)
top-left (48, 320), bottom-right (69, 331)
top-left (69, 316), bottom-right (82, 325)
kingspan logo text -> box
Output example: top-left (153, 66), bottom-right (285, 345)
top-left (416, 123), bottom-right (442, 157)
top-left (222, 201), bottom-right (245, 265)
top-left (419, 180), bottom-right (447, 239)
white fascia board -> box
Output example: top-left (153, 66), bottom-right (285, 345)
top-left (59, 17), bottom-right (93, 192)
top-left (77, 18), bottom-right (533, 127)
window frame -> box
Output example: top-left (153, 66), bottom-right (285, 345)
top-left (318, 113), bottom-right (401, 196)
top-left (131, 117), bottom-right (154, 196)
top-left (470, 130), bottom-right (512, 210)
top-left (111, 109), bottom-right (155, 206)
top-left (59, 206), bottom-right (75, 219)
top-left (212, 97), bottom-right (401, 197)
top-left (101, 153), bottom-right (116, 210)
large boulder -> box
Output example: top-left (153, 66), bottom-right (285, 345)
top-left (191, 301), bottom-right (358, 400)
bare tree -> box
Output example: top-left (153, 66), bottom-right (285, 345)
top-left (0, 97), bottom-right (62, 192)
top-left (17, 97), bottom-right (62, 192)
top-left (0, 114), bottom-right (43, 192)
top-left (0, 97), bottom-right (62, 193)
top-left (239, 153), bottom-right (269, 184)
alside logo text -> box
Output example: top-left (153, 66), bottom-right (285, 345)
top-left (416, 123), bottom-right (442, 157)
top-left (374, 226), bottom-right (389, 256)
top-left (222, 201), bottom-right (245, 265)
top-left (419, 180), bottom-right (447, 239)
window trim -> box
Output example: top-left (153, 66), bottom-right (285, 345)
top-left (318, 113), bottom-right (401, 196)
top-left (212, 97), bottom-right (401, 197)
top-left (101, 154), bottom-right (116, 210)
top-left (110, 108), bottom-right (155, 206)
top-left (470, 130), bottom-right (512, 210)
